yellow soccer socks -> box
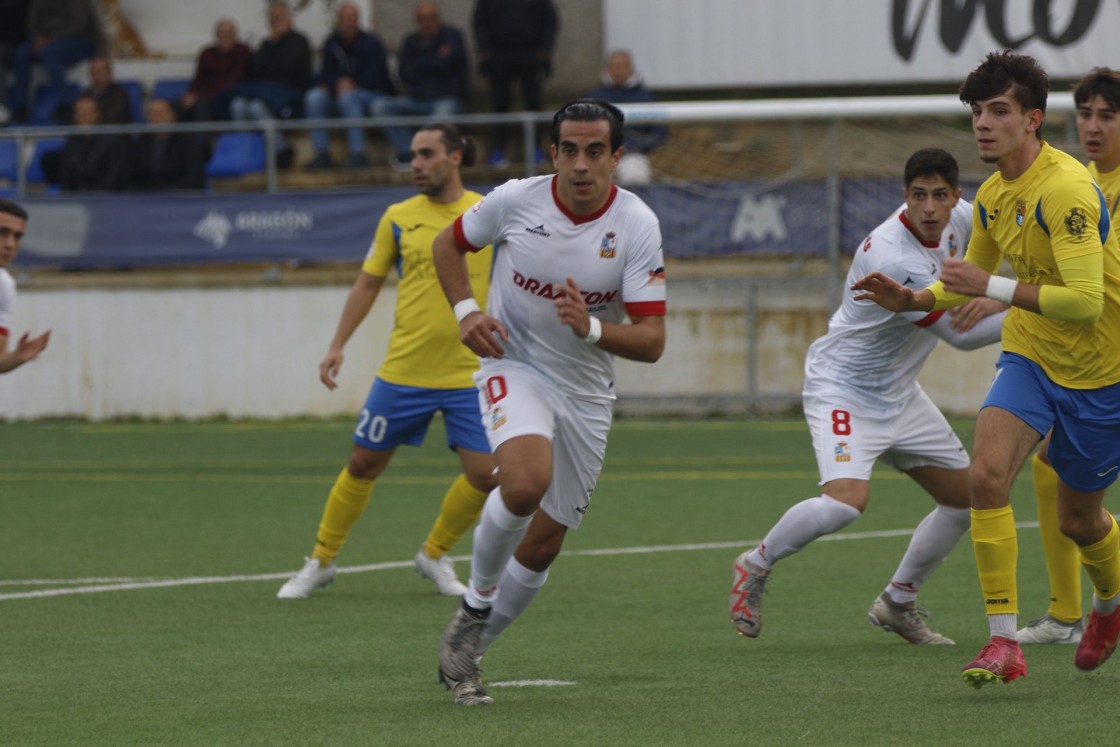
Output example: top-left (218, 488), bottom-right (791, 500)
top-left (1032, 454), bottom-right (1082, 623)
top-left (1079, 513), bottom-right (1120, 614)
top-left (972, 506), bottom-right (1019, 631)
top-left (422, 474), bottom-right (488, 559)
top-left (312, 467), bottom-right (375, 566)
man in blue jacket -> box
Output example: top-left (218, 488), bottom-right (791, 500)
top-left (586, 50), bottom-right (666, 185)
top-left (304, 1), bottom-right (393, 169)
top-left (373, 2), bottom-right (468, 171)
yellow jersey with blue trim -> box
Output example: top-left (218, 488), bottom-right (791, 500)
top-left (1090, 160), bottom-right (1120, 223)
top-left (361, 190), bottom-right (491, 389)
top-left (949, 142), bottom-right (1120, 388)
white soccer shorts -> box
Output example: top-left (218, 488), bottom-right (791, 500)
top-left (474, 359), bottom-right (612, 528)
top-left (803, 387), bottom-right (969, 485)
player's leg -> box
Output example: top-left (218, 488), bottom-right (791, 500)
top-left (1018, 432), bottom-right (1085, 644)
top-left (415, 389), bottom-right (498, 595)
top-left (731, 396), bottom-right (872, 637)
top-left (1048, 403), bottom-right (1120, 671)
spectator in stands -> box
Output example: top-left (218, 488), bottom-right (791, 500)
top-left (586, 50), bottom-right (666, 185)
top-left (180, 18), bottom-right (250, 122)
top-left (8, 0), bottom-right (103, 123)
top-left (128, 98), bottom-right (208, 191)
top-left (0, 0), bottom-right (31, 125)
top-left (80, 55), bottom-right (132, 124)
top-left (303, 1), bottom-right (393, 169)
top-left (57, 94), bottom-right (128, 192)
top-left (226, 1), bottom-right (312, 169)
top-left (472, 0), bottom-right (558, 168)
top-left (372, 2), bottom-right (468, 171)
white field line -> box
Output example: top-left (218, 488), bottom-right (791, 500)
top-left (489, 679), bottom-right (577, 688)
top-left (0, 521), bottom-right (1041, 602)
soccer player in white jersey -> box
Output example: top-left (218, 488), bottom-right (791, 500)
top-left (0, 199), bottom-right (50, 374)
top-left (432, 99), bottom-right (667, 706)
top-left (729, 148), bottom-right (1006, 645)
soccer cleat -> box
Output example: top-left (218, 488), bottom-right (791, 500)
top-left (1015, 615), bottom-right (1084, 645)
top-left (867, 592), bottom-right (955, 645)
top-left (438, 669), bottom-right (494, 706)
top-left (960, 636), bottom-right (1027, 688)
top-left (729, 550), bottom-right (769, 638)
top-left (276, 557), bottom-right (337, 599)
top-left (439, 602), bottom-right (490, 686)
top-left (414, 549), bottom-right (468, 596)
top-left (1074, 607), bottom-right (1120, 671)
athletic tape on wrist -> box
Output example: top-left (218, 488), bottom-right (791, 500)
top-left (453, 298), bottom-right (481, 323)
top-left (985, 275), bottom-right (1016, 304)
top-left (584, 316), bottom-right (602, 344)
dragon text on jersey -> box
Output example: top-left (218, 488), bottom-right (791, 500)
top-left (511, 269), bottom-right (620, 306)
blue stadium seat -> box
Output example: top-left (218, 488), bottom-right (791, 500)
top-left (151, 78), bottom-right (191, 103)
top-left (26, 137), bottom-right (65, 184)
top-left (0, 140), bottom-right (17, 182)
top-left (205, 132), bottom-right (267, 178)
top-left (29, 82), bottom-right (81, 125)
top-left (118, 80), bottom-right (146, 123)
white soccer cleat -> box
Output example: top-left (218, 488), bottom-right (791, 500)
top-left (1016, 615), bottom-right (1084, 645)
top-left (276, 557), bottom-right (337, 599)
top-left (414, 549), bottom-right (468, 596)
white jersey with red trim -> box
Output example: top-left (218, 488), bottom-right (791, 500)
top-left (454, 174), bottom-right (666, 401)
top-left (803, 199), bottom-right (972, 413)
top-left (0, 269), bottom-right (15, 339)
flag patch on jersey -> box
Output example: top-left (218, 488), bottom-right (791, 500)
top-left (834, 441), bottom-right (851, 462)
top-left (647, 266), bottom-right (666, 286)
top-left (599, 232), bottom-right (617, 258)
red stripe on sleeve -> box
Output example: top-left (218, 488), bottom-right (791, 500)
top-left (0, 326), bottom-right (8, 338)
top-left (912, 309), bottom-right (944, 328)
top-left (452, 216), bottom-right (484, 253)
top-left (625, 300), bottom-right (666, 317)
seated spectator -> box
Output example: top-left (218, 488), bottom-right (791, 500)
top-left (8, 0), bottom-right (103, 123)
top-left (225, 1), bottom-right (312, 169)
top-left (304, 1), bottom-right (392, 169)
top-left (128, 98), bottom-right (208, 191)
top-left (372, 2), bottom-right (467, 171)
top-left (585, 50), bottom-right (667, 185)
top-left (0, 0), bottom-right (31, 125)
top-left (80, 55), bottom-right (132, 124)
top-left (180, 18), bottom-right (250, 122)
top-left (57, 94), bottom-right (128, 192)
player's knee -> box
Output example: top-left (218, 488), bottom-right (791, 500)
top-left (968, 462), bottom-right (1011, 508)
top-left (346, 448), bottom-right (389, 480)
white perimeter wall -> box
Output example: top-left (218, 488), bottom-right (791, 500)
top-left (0, 280), bottom-right (999, 421)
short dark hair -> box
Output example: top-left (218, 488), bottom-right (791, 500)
top-left (551, 98), bottom-right (625, 152)
top-left (904, 148), bottom-right (960, 190)
top-left (1073, 67), bottom-right (1120, 111)
top-left (418, 123), bottom-right (477, 167)
top-left (0, 198), bottom-right (28, 221)
top-left (959, 50), bottom-right (1049, 139)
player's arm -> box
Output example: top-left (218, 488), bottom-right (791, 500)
top-left (0, 329), bottom-right (50, 373)
top-left (922, 308), bottom-right (1005, 350)
top-left (433, 221), bottom-right (508, 359)
top-left (320, 271), bottom-right (385, 390)
top-left (554, 276), bottom-right (665, 362)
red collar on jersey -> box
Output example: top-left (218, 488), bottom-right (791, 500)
top-left (551, 175), bottom-right (619, 225)
top-left (898, 211), bottom-right (940, 249)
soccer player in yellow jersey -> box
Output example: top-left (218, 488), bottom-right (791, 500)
top-left (853, 51), bottom-right (1120, 687)
top-left (1018, 67), bottom-right (1120, 646)
top-left (278, 124), bottom-right (497, 599)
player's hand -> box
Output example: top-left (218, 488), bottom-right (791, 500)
top-left (939, 258), bottom-right (989, 297)
top-left (319, 348), bottom-right (343, 390)
top-left (14, 329), bottom-right (49, 363)
top-left (555, 276), bottom-right (592, 338)
top-left (851, 272), bottom-right (915, 312)
top-left (460, 312), bottom-right (508, 359)
top-left (949, 297), bottom-right (1008, 331)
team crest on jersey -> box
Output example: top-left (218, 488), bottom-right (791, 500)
top-left (948, 232), bottom-right (959, 256)
top-left (834, 441), bottom-right (851, 463)
top-left (489, 405), bottom-right (507, 431)
top-left (862, 236), bottom-right (872, 252)
top-left (1065, 206), bottom-right (1088, 237)
top-left (599, 232), bottom-right (618, 258)
top-left (1015, 199), bottom-right (1027, 227)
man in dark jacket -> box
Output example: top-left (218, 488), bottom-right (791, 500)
top-left (8, 0), bottom-right (103, 123)
top-left (226, 1), bottom-right (312, 168)
top-left (303, 1), bottom-right (393, 169)
top-left (585, 50), bottom-right (667, 184)
top-left (180, 18), bottom-right (250, 122)
top-left (472, 0), bottom-right (557, 168)
top-left (82, 55), bottom-right (132, 124)
top-left (372, 2), bottom-right (468, 170)
top-left (0, 0), bottom-right (31, 124)
top-left (128, 98), bottom-right (208, 191)
top-left (58, 95), bottom-right (128, 192)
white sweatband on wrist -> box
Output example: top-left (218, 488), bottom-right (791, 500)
top-left (453, 298), bottom-right (481, 323)
top-left (584, 316), bottom-right (602, 344)
top-left (985, 275), bottom-right (1017, 304)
